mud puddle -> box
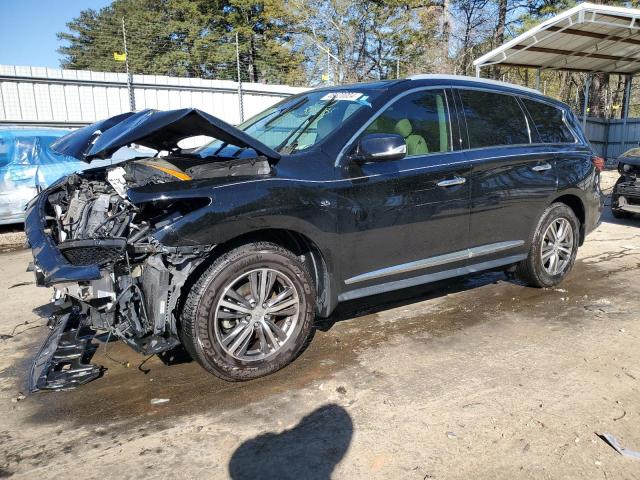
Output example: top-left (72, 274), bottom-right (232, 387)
top-left (20, 259), bottom-right (633, 431)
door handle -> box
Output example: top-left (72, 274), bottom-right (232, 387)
top-left (531, 163), bottom-right (552, 172)
top-left (437, 177), bottom-right (466, 187)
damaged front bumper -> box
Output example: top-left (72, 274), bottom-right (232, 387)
top-left (29, 304), bottom-right (102, 392)
top-left (612, 177), bottom-right (640, 214)
top-left (25, 186), bottom-right (213, 392)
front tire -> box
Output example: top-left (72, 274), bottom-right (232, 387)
top-left (516, 203), bottom-right (580, 288)
top-left (180, 242), bottom-right (315, 381)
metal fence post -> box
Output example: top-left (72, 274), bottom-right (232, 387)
top-left (621, 74), bottom-right (633, 153)
top-left (582, 74), bottom-right (592, 131)
top-left (235, 32), bottom-right (244, 123)
top-left (122, 17), bottom-right (135, 111)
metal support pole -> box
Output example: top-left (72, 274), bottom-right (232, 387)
top-left (121, 17), bottom-right (135, 111)
top-left (535, 68), bottom-right (541, 91)
top-left (235, 32), bottom-right (244, 123)
top-left (326, 50), bottom-right (331, 85)
top-left (582, 74), bottom-right (592, 132)
top-left (396, 59), bottom-right (400, 79)
top-left (621, 74), bottom-right (633, 153)
top-left (475, 65), bottom-right (480, 78)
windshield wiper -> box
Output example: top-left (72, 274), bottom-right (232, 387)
top-left (264, 97), bottom-right (309, 128)
top-left (276, 96), bottom-right (337, 154)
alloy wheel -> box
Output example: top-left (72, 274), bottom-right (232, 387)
top-left (212, 268), bottom-right (300, 361)
top-left (540, 217), bottom-right (574, 276)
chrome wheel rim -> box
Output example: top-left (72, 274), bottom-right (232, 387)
top-left (541, 218), bottom-right (574, 276)
top-left (213, 268), bottom-right (300, 362)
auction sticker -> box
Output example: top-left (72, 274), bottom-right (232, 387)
top-left (321, 92), bottom-right (363, 101)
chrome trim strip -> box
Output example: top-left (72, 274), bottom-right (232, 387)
top-left (338, 254), bottom-right (527, 301)
top-left (344, 240), bottom-right (525, 285)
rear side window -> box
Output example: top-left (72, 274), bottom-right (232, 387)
top-left (521, 98), bottom-right (575, 144)
top-left (458, 90), bottom-right (530, 148)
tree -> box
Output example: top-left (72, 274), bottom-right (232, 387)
top-left (57, 0), bottom-right (305, 83)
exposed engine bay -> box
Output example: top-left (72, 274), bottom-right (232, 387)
top-left (30, 154), bottom-right (271, 391)
top-left (25, 107), bottom-right (281, 391)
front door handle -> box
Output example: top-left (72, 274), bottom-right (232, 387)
top-left (531, 163), bottom-right (552, 172)
top-left (437, 177), bottom-right (466, 187)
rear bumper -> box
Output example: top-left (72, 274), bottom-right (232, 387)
top-left (25, 189), bottom-right (101, 286)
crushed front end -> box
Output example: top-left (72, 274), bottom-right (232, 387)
top-left (25, 160), bottom-right (213, 391)
top-left (612, 158), bottom-right (640, 215)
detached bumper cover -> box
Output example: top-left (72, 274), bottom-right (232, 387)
top-left (24, 190), bottom-right (102, 286)
top-left (29, 309), bottom-right (102, 392)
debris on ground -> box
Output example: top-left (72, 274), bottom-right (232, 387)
top-left (598, 433), bottom-right (640, 460)
top-left (150, 398), bottom-right (170, 405)
top-left (10, 393), bottom-right (26, 403)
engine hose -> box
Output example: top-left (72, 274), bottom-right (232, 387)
top-left (128, 225), bottom-right (150, 244)
top-left (114, 214), bottom-right (130, 237)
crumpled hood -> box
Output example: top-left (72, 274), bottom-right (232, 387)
top-left (50, 108), bottom-right (281, 162)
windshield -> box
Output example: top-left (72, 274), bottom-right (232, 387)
top-left (622, 147), bottom-right (640, 158)
top-left (196, 89), bottom-right (376, 157)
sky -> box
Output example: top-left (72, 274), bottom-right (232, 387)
top-left (0, 0), bottom-right (112, 68)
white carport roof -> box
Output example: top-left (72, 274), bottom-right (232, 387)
top-left (474, 2), bottom-right (640, 76)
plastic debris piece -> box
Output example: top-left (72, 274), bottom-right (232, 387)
top-left (598, 433), bottom-right (640, 460)
top-left (150, 398), bottom-right (170, 405)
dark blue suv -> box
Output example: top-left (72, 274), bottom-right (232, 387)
top-left (25, 75), bottom-right (603, 389)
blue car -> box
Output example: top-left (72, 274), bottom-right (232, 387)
top-left (0, 128), bottom-right (138, 225)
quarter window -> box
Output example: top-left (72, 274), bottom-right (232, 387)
top-left (364, 90), bottom-right (451, 157)
top-left (521, 98), bottom-right (575, 144)
top-left (459, 90), bottom-right (530, 148)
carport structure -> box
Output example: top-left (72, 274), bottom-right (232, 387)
top-left (473, 2), bottom-right (640, 149)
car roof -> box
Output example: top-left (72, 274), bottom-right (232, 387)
top-left (309, 75), bottom-right (568, 109)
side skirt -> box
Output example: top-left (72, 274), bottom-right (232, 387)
top-left (338, 254), bottom-right (527, 302)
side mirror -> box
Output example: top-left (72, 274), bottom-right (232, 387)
top-left (350, 133), bottom-right (407, 163)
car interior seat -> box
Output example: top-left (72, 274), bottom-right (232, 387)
top-left (394, 119), bottom-right (428, 156)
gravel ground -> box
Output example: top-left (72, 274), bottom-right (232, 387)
top-left (1, 170), bottom-right (640, 479)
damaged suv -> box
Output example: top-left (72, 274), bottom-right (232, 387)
top-left (26, 75), bottom-right (602, 391)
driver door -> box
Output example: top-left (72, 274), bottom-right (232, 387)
top-left (336, 88), bottom-right (472, 295)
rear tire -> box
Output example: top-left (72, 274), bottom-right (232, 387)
top-left (180, 242), bottom-right (315, 381)
top-left (515, 203), bottom-right (580, 288)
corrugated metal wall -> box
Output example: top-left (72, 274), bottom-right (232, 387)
top-left (0, 65), bottom-right (307, 127)
top-left (585, 117), bottom-right (640, 160)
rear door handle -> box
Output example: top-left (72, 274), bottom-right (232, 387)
top-left (437, 177), bottom-right (466, 187)
top-left (531, 163), bottom-right (552, 172)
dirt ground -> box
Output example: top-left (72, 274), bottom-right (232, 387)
top-left (1, 171), bottom-right (640, 479)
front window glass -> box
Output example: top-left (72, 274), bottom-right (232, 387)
top-left (197, 90), bottom-right (377, 157)
top-left (363, 89), bottom-right (451, 157)
top-left (521, 99), bottom-right (575, 144)
top-left (623, 147), bottom-right (640, 157)
top-left (459, 90), bottom-right (530, 148)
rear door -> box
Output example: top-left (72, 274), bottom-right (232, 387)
top-left (457, 88), bottom-right (558, 255)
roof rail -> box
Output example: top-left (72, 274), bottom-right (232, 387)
top-left (407, 74), bottom-right (542, 96)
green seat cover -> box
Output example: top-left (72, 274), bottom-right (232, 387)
top-left (394, 119), bottom-right (428, 156)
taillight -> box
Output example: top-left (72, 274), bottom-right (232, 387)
top-left (592, 155), bottom-right (605, 172)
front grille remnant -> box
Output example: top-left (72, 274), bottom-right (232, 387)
top-left (58, 238), bottom-right (127, 266)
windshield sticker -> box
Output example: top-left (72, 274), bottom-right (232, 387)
top-left (321, 92), bottom-right (363, 101)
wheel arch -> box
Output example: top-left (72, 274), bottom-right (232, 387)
top-left (182, 228), bottom-right (336, 318)
top-left (551, 193), bottom-right (586, 244)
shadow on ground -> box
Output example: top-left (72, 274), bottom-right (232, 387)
top-left (228, 404), bottom-right (352, 480)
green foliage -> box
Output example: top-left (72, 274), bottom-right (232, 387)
top-left (57, 0), bottom-right (640, 115)
top-left (58, 0), bottom-right (305, 83)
